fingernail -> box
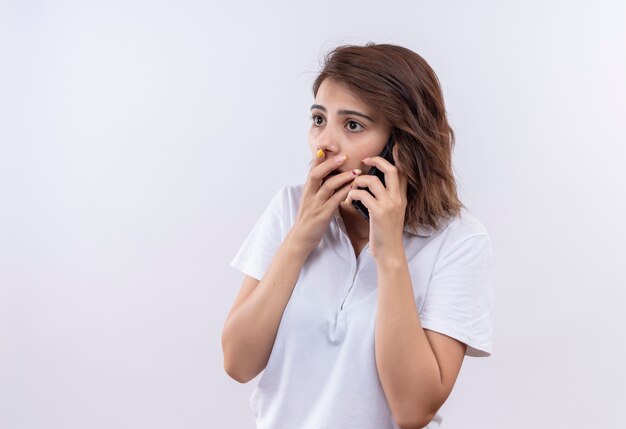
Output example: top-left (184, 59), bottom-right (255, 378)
top-left (352, 169), bottom-right (361, 175)
top-left (316, 149), bottom-right (324, 158)
top-left (334, 155), bottom-right (347, 163)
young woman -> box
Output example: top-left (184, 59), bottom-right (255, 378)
top-left (222, 43), bottom-right (494, 429)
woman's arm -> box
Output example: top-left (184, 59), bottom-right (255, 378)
top-left (346, 154), bottom-right (467, 428)
top-left (375, 246), bottom-right (467, 429)
top-left (221, 230), bottom-right (313, 383)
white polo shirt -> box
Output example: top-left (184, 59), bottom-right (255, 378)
top-left (229, 184), bottom-right (494, 429)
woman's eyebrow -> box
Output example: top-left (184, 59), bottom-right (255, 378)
top-left (310, 104), bottom-right (374, 122)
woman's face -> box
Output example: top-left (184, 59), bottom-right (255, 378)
top-left (308, 78), bottom-right (391, 177)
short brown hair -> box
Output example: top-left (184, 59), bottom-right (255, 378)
top-left (313, 43), bottom-right (465, 232)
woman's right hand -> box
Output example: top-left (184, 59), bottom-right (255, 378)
top-left (289, 150), bottom-right (362, 253)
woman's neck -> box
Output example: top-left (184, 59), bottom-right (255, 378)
top-left (338, 202), bottom-right (370, 241)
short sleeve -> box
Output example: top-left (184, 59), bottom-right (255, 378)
top-left (229, 186), bottom-right (288, 281)
top-left (419, 234), bottom-right (495, 357)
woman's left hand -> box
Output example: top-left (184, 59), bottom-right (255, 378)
top-left (345, 146), bottom-right (408, 262)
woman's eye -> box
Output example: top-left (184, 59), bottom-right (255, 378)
top-left (312, 115), bottom-right (325, 126)
top-left (347, 120), bottom-right (364, 132)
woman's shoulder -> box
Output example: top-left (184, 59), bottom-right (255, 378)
top-left (433, 208), bottom-right (491, 246)
top-left (273, 183), bottom-right (305, 205)
top-left (263, 184), bottom-right (305, 221)
top-left (282, 182), bottom-right (305, 195)
top-left (449, 208), bottom-right (489, 235)
top-left (419, 209), bottom-right (493, 269)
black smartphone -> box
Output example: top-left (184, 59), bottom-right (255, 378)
top-left (351, 136), bottom-right (395, 221)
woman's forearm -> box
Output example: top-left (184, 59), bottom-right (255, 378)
top-left (374, 247), bottom-right (443, 429)
top-left (222, 230), bottom-right (312, 383)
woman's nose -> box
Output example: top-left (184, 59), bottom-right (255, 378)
top-left (315, 129), bottom-right (340, 154)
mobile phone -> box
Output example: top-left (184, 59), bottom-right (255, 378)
top-left (351, 136), bottom-right (395, 221)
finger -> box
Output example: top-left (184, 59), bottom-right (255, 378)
top-left (349, 174), bottom-right (387, 201)
top-left (320, 168), bottom-right (361, 200)
top-left (305, 149), bottom-right (347, 199)
top-left (303, 147), bottom-right (327, 197)
top-left (344, 188), bottom-right (377, 212)
top-left (361, 156), bottom-right (399, 196)
top-left (305, 147), bottom-right (326, 172)
top-left (311, 153), bottom-right (348, 188)
top-left (325, 179), bottom-right (355, 216)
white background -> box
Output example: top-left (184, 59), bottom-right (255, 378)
top-left (1, 0), bottom-right (625, 428)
